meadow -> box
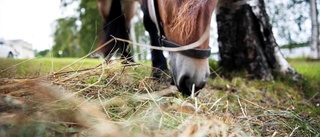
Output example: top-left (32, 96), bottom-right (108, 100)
top-left (0, 57), bottom-right (319, 136)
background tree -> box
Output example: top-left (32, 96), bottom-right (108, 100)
top-left (52, 17), bottom-right (79, 57)
top-left (216, 0), bottom-right (301, 80)
top-left (57, 0), bottom-right (147, 59)
top-left (265, 0), bottom-right (320, 58)
top-left (310, 0), bottom-right (319, 59)
top-left (35, 49), bottom-right (50, 57)
top-left (77, 0), bottom-right (101, 56)
top-left (54, 0), bottom-right (101, 57)
top-left (266, 1), bottom-right (310, 45)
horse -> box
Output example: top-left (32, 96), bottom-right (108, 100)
top-left (97, 0), bottom-right (217, 96)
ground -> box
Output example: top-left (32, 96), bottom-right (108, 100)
top-left (0, 57), bottom-right (319, 136)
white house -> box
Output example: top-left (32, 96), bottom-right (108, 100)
top-left (6, 39), bottom-right (35, 59)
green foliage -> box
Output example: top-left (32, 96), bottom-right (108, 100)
top-left (280, 42), bottom-right (309, 49)
top-left (55, 0), bottom-right (149, 59)
top-left (52, 17), bottom-right (80, 57)
top-left (36, 49), bottom-right (51, 57)
top-left (77, 0), bottom-right (101, 56)
top-left (266, 0), bottom-right (317, 45)
top-left (53, 0), bottom-right (101, 57)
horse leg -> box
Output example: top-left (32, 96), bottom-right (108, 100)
top-left (119, 44), bottom-right (134, 63)
top-left (119, 0), bottom-right (137, 63)
top-left (141, 2), bottom-right (169, 79)
top-left (98, 0), bottom-right (134, 63)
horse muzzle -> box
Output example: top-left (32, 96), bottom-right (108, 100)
top-left (170, 53), bottom-right (210, 96)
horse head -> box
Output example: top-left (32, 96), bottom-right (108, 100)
top-left (156, 0), bottom-right (217, 95)
top-left (97, 0), bottom-right (217, 96)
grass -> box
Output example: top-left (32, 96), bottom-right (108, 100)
top-left (0, 57), bottom-right (319, 136)
top-left (0, 58), bottom-right (101, 78)
top-left (288, 58), bottom-right (320, 81)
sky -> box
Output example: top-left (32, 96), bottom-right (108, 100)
top-left (0, 0), bottom-right (77, 51)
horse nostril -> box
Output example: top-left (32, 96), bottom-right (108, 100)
top-left (178, 76), bottom-right (207, 96)
top-left (196, 82), bottom-right (206, 91)
top-left (178, 76), bottom-right (191, 96)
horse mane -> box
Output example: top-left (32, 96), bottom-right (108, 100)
top-left (170, 0), bottom-right (208, 43)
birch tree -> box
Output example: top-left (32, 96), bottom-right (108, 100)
top-left (216, 0), bottom-right (301, 80)
top-left (309, 0), bottom-right (319, 59)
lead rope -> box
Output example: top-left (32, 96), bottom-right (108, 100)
top-left (112, 24), bottom-right (210, 52)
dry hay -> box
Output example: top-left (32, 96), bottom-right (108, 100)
top-left (0, 59), bottom-right (249, 137)
top-left (0, 78), bottom-right (122, 137)
top-left (1, 58), bottom-right (318, 136)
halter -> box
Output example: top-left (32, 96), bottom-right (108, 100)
top-left (148, 0), bottom-right (211, 59)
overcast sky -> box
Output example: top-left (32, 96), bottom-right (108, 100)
top-left (0, 0), bottom-right (77, 51)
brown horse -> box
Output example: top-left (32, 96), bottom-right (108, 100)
top-left (97, 0), bottom-right (217, 96)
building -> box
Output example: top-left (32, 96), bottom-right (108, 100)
top-left (6, 39), bottom-right (35, 59)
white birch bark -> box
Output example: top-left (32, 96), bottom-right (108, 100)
top-left (309, 0), bottom-right (319, 59)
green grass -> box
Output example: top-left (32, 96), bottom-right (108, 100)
top-left (287, 58), bottom-right (320, 99)
top-left (1, 57), bottom-right (318, 80)
top-left (288, 58), bottom-right (320, 81)
top-left (0, 58), bottom-right (101, 78)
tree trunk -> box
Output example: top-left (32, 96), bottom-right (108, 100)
top-left (310, 0), bottom-right (319, 59)
top-left (216, 0), bottom-right (301, 80)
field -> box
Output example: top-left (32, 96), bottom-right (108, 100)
top-left (0, 57), bottom-right (319, 136)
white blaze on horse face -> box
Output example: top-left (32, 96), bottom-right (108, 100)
top-left (155, 0), bottom-right (217, 94)
top-left (169, 52), bottom-right (210, 92)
